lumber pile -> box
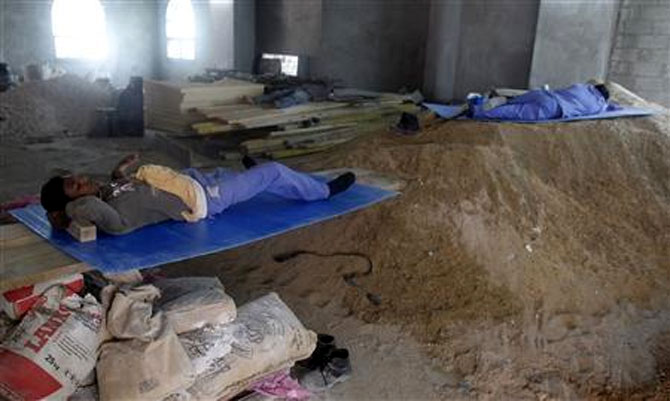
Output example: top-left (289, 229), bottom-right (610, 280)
top-left (144, 78), bottom-right (264, 133)
top-left (237, 123), bottom-right (359, 159)
top-left (216, 102), bottom-right (420, 160)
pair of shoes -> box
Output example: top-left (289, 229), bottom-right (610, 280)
top-left (294, 334), bottom-right (352, 391)
top-left (296, 333), bottom-right (335, 370)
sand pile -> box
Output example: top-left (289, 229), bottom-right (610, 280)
top-left (164, 83), bottom-right (670, 400)
top-left (0, 74), bottom-right (112, 143)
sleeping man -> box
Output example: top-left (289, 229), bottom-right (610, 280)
top-left (40, 154), bottom-right (356, 235)
top-left (469, 83), bottom-right (611, 121)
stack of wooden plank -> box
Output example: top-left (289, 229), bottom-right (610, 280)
top-left (144, 78), bottom-right (265, 133)
top-left (215, 101), bottom-right (419, 160)
top-left (192, 102), bottom-right (350, 134)
top-left (236, 123), bottom-right (359, 159)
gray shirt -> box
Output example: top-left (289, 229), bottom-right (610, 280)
top-left (65, 179), bottom-right (189, 235)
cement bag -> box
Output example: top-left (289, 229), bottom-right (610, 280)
top-left (97, 284), bottom-right (194, 401)
top-left (178, 324), bottom-right (234, 376)
top-left (68, 384), bottom-right (99, 401)
top-left (0, 273), bottom-right (84, 319)
top-left (97, 320), bottom-right (195, 401)
top-left (0, 294), bottom-right (103, 400)
top-left (185, 292), bottom-right (316, 400)
top-left (153, 277), bottom-right (236, 334)
top-left (105, 284), bottom-right (162, 341)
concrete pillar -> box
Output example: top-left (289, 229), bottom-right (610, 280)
top-left (529, 0), bottom-right (620, 88)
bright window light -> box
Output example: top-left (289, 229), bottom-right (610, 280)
top-left (51, 0), bottom-right (108, 60)
top-left (166, 0), bottom-right (196, 60)
top-left (262, 54), bottom-right (299, 76)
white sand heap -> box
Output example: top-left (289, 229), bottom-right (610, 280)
top-left (0, 74), bottom-right (112, 142)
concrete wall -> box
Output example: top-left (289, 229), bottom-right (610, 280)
top-left (316, 0), bottom-right (429, 91)
top-left (255, 0), bottom-right (323, 58)
top-left (529, 0), bottom-right (620, 89)
top-left (255, 0), bottom-right (430, 91)
top-left (422, 0), bottom-right (462, 101)
top-left (608, 0), bottom-right (670, 107)
top-left (453, 0), bottom-right (539, 99)
top-left (423, 0), bottom-right (539, 101)
top-left (234, 0), bottom-right (256, 72)
top-left (0, 0), bottom-right (160, 87)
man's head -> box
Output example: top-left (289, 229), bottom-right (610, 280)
top-left (594, 84), bottom-right (610, 101)
top-left (40, 175), bottom-right (98, 212)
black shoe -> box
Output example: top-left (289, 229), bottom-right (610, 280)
top-left (296, 333), bottom-right (336, 370)
top-left (299, 348), bottom-right (352, 391)
top-left (327, 172), bottom-right (356, 197)
top-left (242, 155), bottom-right (257, 169)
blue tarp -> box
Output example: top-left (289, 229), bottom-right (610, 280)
top-left (423, 102), bottom-right (658, 123)
top-left (10, 182), bottom-right (398, 273)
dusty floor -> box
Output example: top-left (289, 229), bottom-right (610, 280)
top-left (1, 84), bottom-right (669, 400)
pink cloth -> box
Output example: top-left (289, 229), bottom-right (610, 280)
top-left (0, 195), bottom-right (40, 212)
top-left (251, 370), bottom-right (311, 400)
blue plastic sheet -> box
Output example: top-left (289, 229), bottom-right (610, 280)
top-left (10, 183), bottom-right (398, 273)
top-left (423, 102), bottom-right (657, 123)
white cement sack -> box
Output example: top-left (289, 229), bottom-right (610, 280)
top-left (184, 292), bottom-right (316, 400)
top-left (106, 284), bottom-right (162, 341)
top-left (0, 294), bottom-right (103, 400)
top-left (68, 384), bottom-right (99, 401)
top-left (97, 320), bottom-right (195, 401)
top-left (153, 277), bottom-right (236, 334)
top-left (178, 324), bottom-right (234, 376)
top-left (98, 284), bottom-right (194, 401)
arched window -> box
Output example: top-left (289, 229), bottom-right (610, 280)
top-left (166, 0), bottom-right (195, 60)
top-left (51, 0), bottom-right (108, 59)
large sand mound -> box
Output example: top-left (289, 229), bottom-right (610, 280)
top-left (173, 83), bottom-right (670, 400)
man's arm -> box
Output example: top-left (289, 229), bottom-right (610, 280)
top-left (111, 153), bottom-right (140, 180)
top-left (65, 196), bottom-right (133, 235)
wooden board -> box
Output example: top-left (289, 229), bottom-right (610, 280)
top-left (0, 224), bottom-right (90, 292)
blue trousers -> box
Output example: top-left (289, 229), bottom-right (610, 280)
top-left (472, 90), bottom-right (561, 121)
top-left (185, 162), bottom-right (330, 217)
top-left (472, 84), bottom-right (608, 121)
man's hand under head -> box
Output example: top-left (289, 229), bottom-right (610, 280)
top-left (112, 152), bottom-right (140, 180)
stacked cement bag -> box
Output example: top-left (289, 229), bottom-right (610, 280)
top-left (0, 293), bottom-right (104, 400)
top-left (96, 284), bottom-right (195, 400)
top-left (0, 274), bottom-right (315, 401)
top-left (176, 292), bottom-right (317, 400)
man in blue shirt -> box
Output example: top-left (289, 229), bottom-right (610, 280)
top-left (470, 83), bottom-right (611, 121)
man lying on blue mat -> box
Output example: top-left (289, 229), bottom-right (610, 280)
top-left (40, 154), bottom-right (356, 235)
top-left (469, 83), bottom-right (611, 121)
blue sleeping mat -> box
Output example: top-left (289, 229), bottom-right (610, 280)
top-left (423, 102), bottom-right (658, 123)
top-left (10, 183), bottom-right (398, 273)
